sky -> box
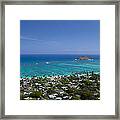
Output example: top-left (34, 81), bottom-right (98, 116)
top-left (20, 20), bottom-right (100, 55)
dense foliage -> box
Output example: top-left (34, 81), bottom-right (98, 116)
top-left (20, 72), bottom-right (100, 100)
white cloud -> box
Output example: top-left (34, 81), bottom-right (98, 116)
top-left (20, 36), bottom-right (42, 41)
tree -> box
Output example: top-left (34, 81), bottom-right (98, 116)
top-left (29, 91), bottom-right (43, 99)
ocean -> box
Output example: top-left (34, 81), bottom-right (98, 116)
top-left (20, 54), bottom-right (100, 78)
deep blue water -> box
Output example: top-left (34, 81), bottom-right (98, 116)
top-left (20, 54), bottom-right (100, 78)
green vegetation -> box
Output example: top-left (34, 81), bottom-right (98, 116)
top-left (20, 72), bottom-right (100, 100)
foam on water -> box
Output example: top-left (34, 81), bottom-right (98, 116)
top-left (20, 54), bottom-right (100, 78)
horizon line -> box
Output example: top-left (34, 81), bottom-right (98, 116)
top-left (20, 53), bottom-right (100, 55)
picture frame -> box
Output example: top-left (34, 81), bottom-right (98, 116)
top-left (0, 0), bottom-right (119, 119)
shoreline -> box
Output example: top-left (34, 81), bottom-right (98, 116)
top-left (20, 71), bottom-right (100, 79)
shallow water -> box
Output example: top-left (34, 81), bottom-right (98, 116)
top-left (20, 54), bottom-right (100, 78)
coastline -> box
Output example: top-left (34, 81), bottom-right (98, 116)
top-left (20, 71), bottom-right (100, 79)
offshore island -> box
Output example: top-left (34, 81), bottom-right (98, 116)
top-left (20, 20), bottom-right (100, 100)
top-left (20, 56), bottom-right (100, 100)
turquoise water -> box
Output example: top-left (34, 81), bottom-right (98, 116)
top-left (20, 54), bottom-right (100, 78)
